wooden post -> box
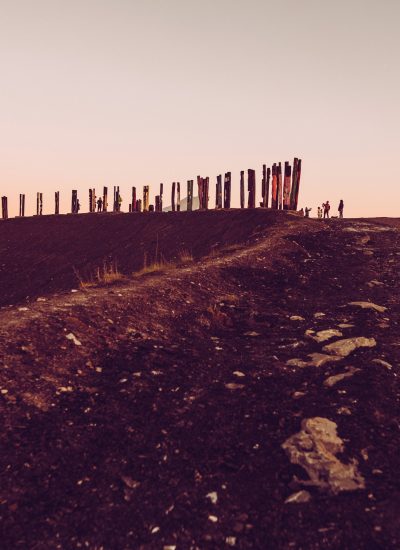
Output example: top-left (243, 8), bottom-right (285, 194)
top-left (55, 191), bottom-right (59, 215)
top-left (197, 176), bottom-right (203, 210)
top-left (247, 169), bottom-right (256, 208)
top-left (171, 182), bottom-right (176, 212)
top-left (89, 189), bottom-right (93, 213)
top-left (131, 187), bottom-right (137, 212)
top-left (36, 193), bottom-right (43, 215)
top-left (155, 196), bottom-right (160, 212)
top-left (72, 190), bottom-right (77, 213)
top-left (177, 182), bottom-right (181, 211)
top-left (204, 177), bottom-right (209, 210)
top-left (290, 158), bottom-right (298, 210)
top-left (224, 172), bottom-right (231, 208)
top-left (159, 183), bottom-right (163, 211)
top-left (103, 187), bottom-right (108, 211)
top-left (216, 175), bottom-right (222, 209)
top-left (283, 162), bottom-right (291, 210)
top-left (1, 197), bottom-right (8, 220)
top-left (136, 199), bottom-right (142, 212)
top-left (294, 159), bottom-right (302, 210)
top-left (19, 194), bottom-right (26, 216)
top-left (143, 185), bottom-right (149, 212)
top-left (271, 164), bottom-right (278, 209)
top-left (187, 180), bottom-right (193, 211)
top-left (277, 163), bottom-right (283, 210)
top-left (240, 171), bottom-right (245, 208)
top-left (113, 186), bottom-right (120, 212)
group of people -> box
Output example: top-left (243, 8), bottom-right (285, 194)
top-left (301, 200), bottom-right (344, 219)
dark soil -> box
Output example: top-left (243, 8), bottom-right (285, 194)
top-left (0, 211), bottom-right (399, 549)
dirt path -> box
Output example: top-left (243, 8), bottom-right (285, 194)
top-left (0, 216), bottom-right (399, 549)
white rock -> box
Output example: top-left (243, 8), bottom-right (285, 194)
top-left (372, 358), bottom-right (392, 370)
top-left (226, 536), bottom-right (237, 546)
top-left (348, 301), bottom-right (387, 313)
top-left (285, 490), bottom-right (311, 504)
top-left (282, 417), bottom-right (365, 494)
top-left (66, 333), bottom-right (82, 346)
top-left (323, 337), bottom-right (376, 357)
top-left (323, 367), bottom-right (361, 387)
top-left (233, 371), bottom-right (245, 377)
top-left (309, 329), bottom-right (343, 343)
top-left (206, 491), bottom-right (218, 504)
top-left (314, 312), bottom-right (326, 318)
top-left (208, 515), bottom-right (218, 523)
top-left (290, 315), bottom-right (305, 321)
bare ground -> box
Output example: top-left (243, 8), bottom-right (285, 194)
top-left (0, 211), bottom-right (399, 549)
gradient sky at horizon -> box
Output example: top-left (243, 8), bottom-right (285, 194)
top-left (1, 0), bottom-right (399, 217)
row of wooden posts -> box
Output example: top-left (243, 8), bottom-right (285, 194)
top-left (1, 158), bottom-right (302, 219)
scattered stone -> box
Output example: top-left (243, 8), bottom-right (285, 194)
top-left (338, 323), bottom-right (354, 329)
top-left (59, 386), bottom-right (73, 393)
top-left (372, 358), bottom-right (392, 370)
top-left (285, 490), bottom-right (311, 504)
top-left (290, 316), bottom-right (305, 321)
top-left (226, 536), bottom-right (237, 546)
top-left (36, 297), bottom-right (46, 302)
top-left (66, 333), bottom-right (82, 346)
top-left (309, 329), bottom-right (343, 343)
top-left (206, 491), bottom-right (218, 504)
top-left (304, 329), bottom-right (315, 336)
top-left (324, 367), bottom-right (361, 388)
top-left (233, 371), bottom-right (245, 377)
top-left (348, 302), bottom-right (387, 313)
top-left (244, 331), bottom-right (260, 337)
top-left (307, 353), bottom-right (342, 367)
top-left (208, 515), bottom-right (218, 523)
top-left (122, 476), bottom-right (140, 489)
top-left (282, 417), bottom-right (365, 494)
top-left (292, 391), bottom-right (306, 399)
top-left (151, 526), bottom-right (160, 534)
top-left (164, 546), bottom-right (176, 550)
top-left (71, 289), bottom-right (79, 293)
top-left (1, 388), bottom-right (9, 395)
top-left (225, 383), bottom-right (245, 390)
top-left (314, 312), bottom-right (326, 319)
top-left (323, 337), bottom-right (376, 357)
top-left (18, 307), bottom-right (29, 312)
top-left (367, 280), bottom-right (384, 288)
top-left (337, 406), bottom-right (352, 416)
top-left (286, 358), bottom-right (309, 368)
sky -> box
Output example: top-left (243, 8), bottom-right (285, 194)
top-left (1, 0), bottom-right (399, 217)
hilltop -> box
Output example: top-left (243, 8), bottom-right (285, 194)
top-left (0, 210), bottom-right (399, 549)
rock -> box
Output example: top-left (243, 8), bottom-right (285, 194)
top-left (122, 476), bottom-right (140, 489)
top-left (337, 406), bottom-right (352, 415)
top-left (225, 383), bottom-right (245, 390)
top-left (292, 391), bottom-right (306, 399)
top-left (290, 315), bottom-right (305, 321)
top-left (66, 333), bottom-right (82, 346)
top-left (18, 307), bottom-right (29, 312)
top-left (308, 329), bottom-right (343, 343)
top-left (372, 358), bottom-right (392, 370)
top-left (307, 353), bottom-right (342, 367)
top-left (323, 367), bottom-right (361, 387)
top-left (322, 337), bottom-right (376, 357)
top-left (233, 371), bottom-right (245, 377)
top-left (244, 331), bottom-right (260, 337)
top-left (282, 417), bottom-right (365, 494)
top-left (338, 323), bottom-right (354, 329)
top-left (314, 312), bottom-right (326, 319)
top-left (206, 491), bottom-right (218, 504)
top-left (226, 537), bottom-right (237, 546)
top-left (208, 515), bottom-right (218, 523)
top-left (285, 490), bottom-right (311, 504)
top-left (286, 358), bottom-right (309, 368)
top-left (348, 302), bottom-right (387, 313)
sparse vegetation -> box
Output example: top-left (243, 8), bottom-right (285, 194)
top-left (75, 261), bottom-right (125, 289)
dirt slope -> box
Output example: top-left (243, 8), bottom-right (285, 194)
top-left (0, 212), bottom-right (399, 549)
top-left (0, 209), bottom-right (286, 307)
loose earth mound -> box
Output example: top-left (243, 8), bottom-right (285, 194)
top-left (0, 210), bottom-right (399, 549)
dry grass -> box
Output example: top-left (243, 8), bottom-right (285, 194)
top-left (75, 261), bottom-right (126, 289)
top-left (134, 252), bottom-right (174, 277)
top-left (178, 249), bottom-right (193, 263)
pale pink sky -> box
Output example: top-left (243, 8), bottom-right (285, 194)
top-left (1, 0), bottom-right (399, 217)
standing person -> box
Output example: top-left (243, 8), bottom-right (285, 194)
top-left (317, 206), bottom-right (323, 219)
top-left (305, 207), bottom-right (312, 218)
top-left (338, 199), bottom-right (344, 218)
top-left (97, 197), bottom-right (103, 212)
top-left (323, 201), bottom-right (330, 218)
